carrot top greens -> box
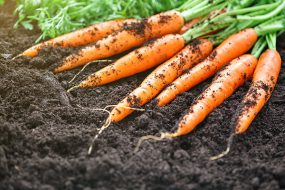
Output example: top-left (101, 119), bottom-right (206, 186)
top-left (14, 0), bottom-right (188, 42)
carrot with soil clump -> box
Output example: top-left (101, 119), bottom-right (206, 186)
top-left (109, 39), bottom-right (213, 122)
top-left (135, 54), bottom-right (258, 151)
top-left (235, 49), bottom-right (281, 134)
top-left (68, 2), bottom-right (232, 90)
top-left (54, 10), bottom-right (185, 73)
top-left (210, 33), bottom-right (282, 160)
top-left (54, 0), bottom-right (227, 73)
top-left (75, 34), bottom-right (186, 88)
top-left (19, 19), bottom-right (136, 58)
top-left (156, 28), bottom-right (258, 107)
top-left (156, 12), bottom-right (285, 107)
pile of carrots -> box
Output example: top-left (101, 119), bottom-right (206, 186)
top-left (17, 0), bottom-right (284, 158)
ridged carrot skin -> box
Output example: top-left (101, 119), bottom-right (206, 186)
top-left (109, 39), bottom-right (213, 122)
top-left (156, 28), bottom-right (258, 107)
top-left (171, 54), bottom-right (258, 137)
top-left (21, 19), bottom-right (136, 57)
top-left (235, 49), bottom-right (281, 134)
top-left (79, 34), bottom-right (186, 87)
top-left (54, 10), bottom-right (184, 73)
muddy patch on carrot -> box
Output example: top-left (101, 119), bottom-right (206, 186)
top-left (0, 1), bottom-right (285, 190)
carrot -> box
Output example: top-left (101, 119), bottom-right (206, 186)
top-left (209, 48), bottom-right (281, 161)
top-left (235, 49), bottom-right (281, 134)
top-left (172, 54), bottom-right (258, 137)
top-left (20, 19), bottom-right (136, 57)
top-left (156, 28), bottom-right (258, 107)
top-left (109, 39), bottom-right (213, 122)
top-left (54, 10), bottom-right (184, 73)
top-left (77, 34), bottom-right (186, 88)
top-left (135, 54), bottom-right (258, 152)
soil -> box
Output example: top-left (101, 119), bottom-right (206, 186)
top-left (1, 2), bottom-right (285, 190)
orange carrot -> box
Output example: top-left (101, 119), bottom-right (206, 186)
top-left (75, 34), bottom-right (185, 88)
top-left (54, 10), bottom-right (184, 73)
top-left (20, 19), bottom-right (136, 57)
top-left (109, 39), bottom-right (213, 122)
top-left (235, 49), bottom-right (281, 134)
top-left (156, 28), bottom-right (258, 107)
top-left (165, 54), bottom-right (258, 137)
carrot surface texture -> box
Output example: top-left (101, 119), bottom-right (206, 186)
top-left (20, 19), bottom-right (135, 58)
top-left (156, 28), bottom-right (258, 107)
top-left (109, 39), bottom-right (213, 122)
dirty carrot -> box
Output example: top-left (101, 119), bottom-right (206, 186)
top-left (54, 0), bottom-right (227, 73)
top-left (209, 33), bottom-right (282, 160)
top-left (172, 54), bottom-right (258, 137)
top-left (54, 10), bottom-right (185, 73)
top-left (156, 13), bottom-right (285, 107)
top-left (156, 28), bottom-right (258, 107)
top-left (235, 49), bottom-right (281, 134)
top-left (135, 54), bottom-right (258, 151)
top-left (109, 39), bottom-right (213, 122)
top-left (76, 34), bottom-right (186, 87)
top-left (20, 19), bottom-right (136, 58)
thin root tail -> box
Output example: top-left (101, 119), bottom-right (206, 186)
top-left (209, 133), bottom-right (235, 161)
top-left (134, 132), bottom-right (175, 153)
top-left (69, 60), bottom-right (114, 84)
top-left (67, 85), bottom-right (80, 93)
top-left (88, 118), bottom-right (111, 155)
top-left (12, 54), bottom-right (22, 60)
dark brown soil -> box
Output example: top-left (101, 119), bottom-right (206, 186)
top-left (1, 2), bottom-right (285, 190)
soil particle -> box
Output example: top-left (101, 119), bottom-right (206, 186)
top-left (0, 1), bottom-right (285, 190)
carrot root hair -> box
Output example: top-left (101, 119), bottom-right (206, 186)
top-left (134, 132), bottom-right (175, 153)
top-left (67, 85), bottom-right (80, 93)
top-left (88, 118), bottom-right (112, 155)
top-left (209, 133), bottom-right (235, 161)
top-left (81, 105), bottom-right (145, 155)
top-left (12, 54), bottom-right (22, 60)
top-left (68, 59), bottom-right (114, 84)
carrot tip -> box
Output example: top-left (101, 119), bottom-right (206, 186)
top-left (134, 132), bottom-right (174, 153)
top-left (67, 85), bottom-right (80, 93)
top-left (88, 118), bottom-right (111, 155)
top-left (209, 133), bottom-right (235, 161)
top-left (12, 54), bottom-right (22, 60)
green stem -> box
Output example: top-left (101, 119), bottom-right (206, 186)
top-left (181, 0), bottom-right (226, 22)
top-left (236, 0), bottom-right (257, 8)
top-left (266, 33), bottom-right (277, 50)
top-left (251, 37), bottom-right (267, 58)
top-left (211, 1), bottom-right (279, 23)
top-left (177, 0), bottom-right (205, 12)
top-left (255, 19), bottom-right (285, 36)
top-left (237, 0), bottom-right (285, 21)
top-left (182, 18), bottom-right (234, 43)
